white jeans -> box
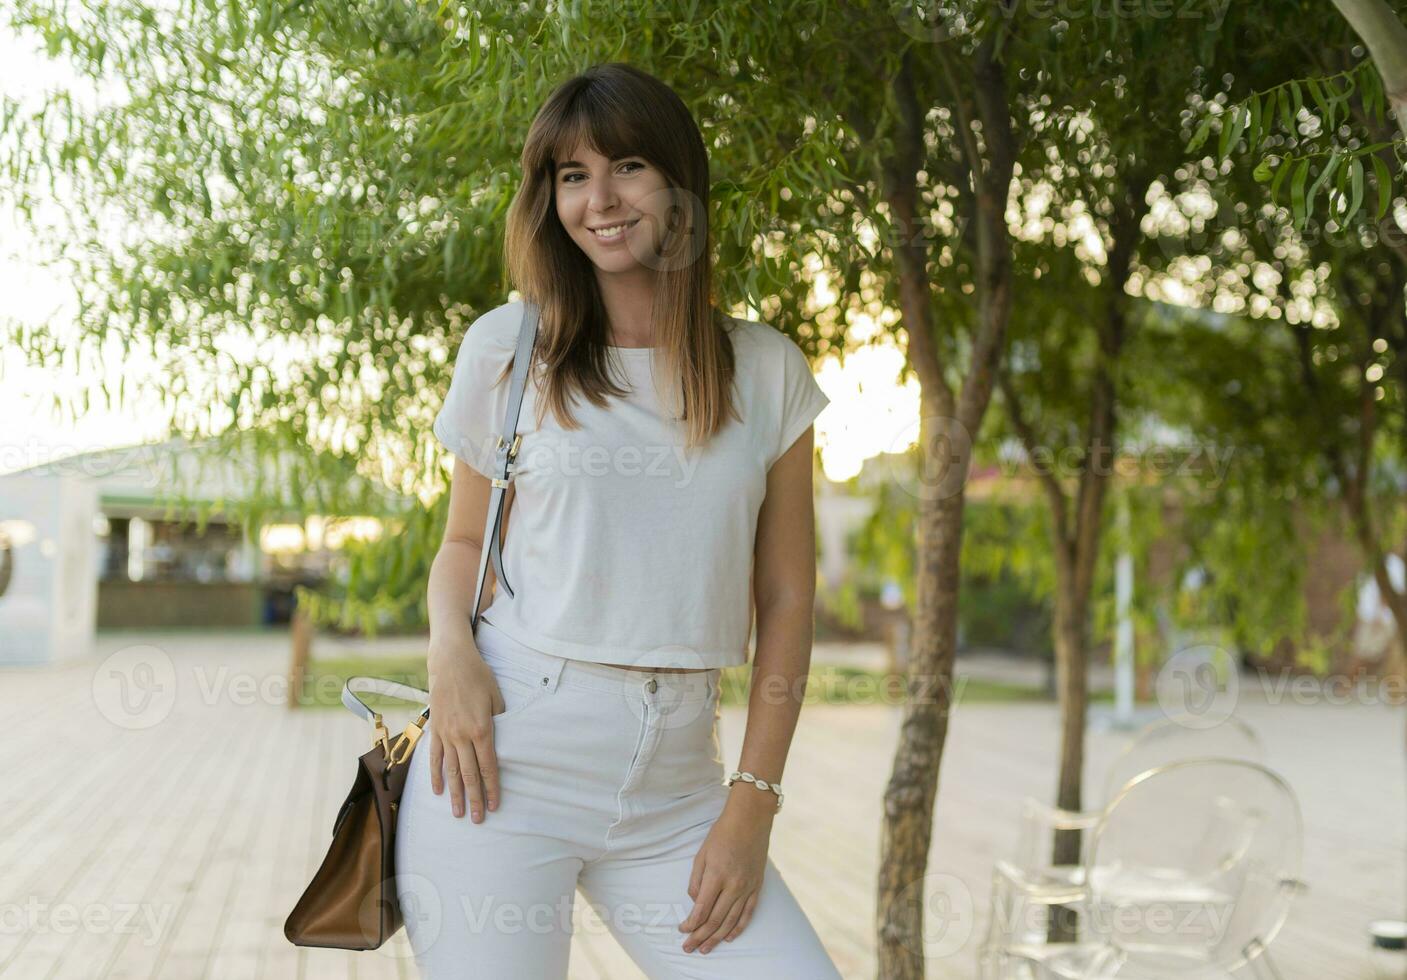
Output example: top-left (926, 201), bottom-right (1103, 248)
top-left (394, 618), bottom-right (843, 979)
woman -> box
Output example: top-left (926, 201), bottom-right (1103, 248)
top-left (395, 62), bottom-right (842, 979)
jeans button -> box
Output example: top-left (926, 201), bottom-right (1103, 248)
top-left (646, 678), bottom-right (658, 693)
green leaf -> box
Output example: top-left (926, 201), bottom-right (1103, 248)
top-left (1218, 105), bottom-right (1245, 159)
top-left (1325, 72), bottom-right (1355, 116)
top-left (1334, 154), bottom-right (1349, 217)
top-left (1372, 153), bottom-right (1393, 220)
top-left (1306, 150), bottom-right (1341, 219)
top-left (1291, 157), bottom-right (1310, 225)
top-left (1187, 114), bottom-right (1214, 153)
top-left (1305, 76), bottom-right (1328, 119)
top-left (1271, 157), bottom-right (1292, 204)
top-left (1363, 64), bottom-right (1384, 125)
top-left (1347, 156), bottom-right (1364, 222)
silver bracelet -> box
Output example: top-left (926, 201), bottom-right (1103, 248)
top-left (724, 770), bottom-right (784, 811)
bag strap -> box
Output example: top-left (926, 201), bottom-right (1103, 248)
top-left (340, 300), bottom-right (541, 729)
top-left (474, 300), bottom-right (541, 622)
top-left (341, 676), bottom-right (432, 724)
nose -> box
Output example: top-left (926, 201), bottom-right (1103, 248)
top-left (588, 178), bottom-right (618, 215)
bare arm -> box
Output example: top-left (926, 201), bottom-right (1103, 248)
top-left (677, 424), bottom-right (822, 953)
top-left (424, 457), bottom-right (517, 823)
top-left (427, 458), bottom-right (513, 656)
top-left (726, 423), bottom-right (820, 825)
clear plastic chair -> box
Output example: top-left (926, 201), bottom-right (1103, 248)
top-left (1002, 759), bottom-right (1307, 979)
top-left (980, 860), bottom-right (1114, 979)
top-left (997, 797), bottom-right (1102, 899)
top-left (1102, 714), bottom-right (1264, 808)
top-left (980, 718), bottom-right (1287, 979)
top-left (978, 799), bottom-right (1107, 977)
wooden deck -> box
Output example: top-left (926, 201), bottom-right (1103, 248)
top-left (1, 630), bottom-right (1402, 979)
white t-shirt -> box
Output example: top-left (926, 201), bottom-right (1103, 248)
top-left (432, 300), bottom-right (830, 669)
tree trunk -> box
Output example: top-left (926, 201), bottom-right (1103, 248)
top-left (1046, 570), bottom-right (1092, 943)
top-left (289, 604), bottom-right (312, 710)
top-left (873, 34), bottom-right (1017, 978)
top-left (1000, 173), bottom-right (1143, 946)
top-left (1330, 0), bottom-right (1407, 138)
top-left (876, 436), bottom-right (968, 977)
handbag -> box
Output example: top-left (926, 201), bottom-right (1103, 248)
top-left (283, 300), bottom-right (541, 950)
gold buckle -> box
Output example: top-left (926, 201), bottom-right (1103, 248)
top-left (388, 719), bottom-right (425, 765)
top-left (372, 713), bottom-right (392, 760)
top-left (498, 433), bottom-right (522, 460)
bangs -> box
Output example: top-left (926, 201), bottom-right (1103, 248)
top-left (542, 87), bottom-right (654, 175)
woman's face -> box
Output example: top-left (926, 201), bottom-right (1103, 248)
top-left (553, 143), bottom-right (673, 275)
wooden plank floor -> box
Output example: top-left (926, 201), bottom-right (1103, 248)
top-left (1, 631), bottom-right (1403, 979)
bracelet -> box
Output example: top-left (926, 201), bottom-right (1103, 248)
top-left (724, 770), bottom-right (784, 811)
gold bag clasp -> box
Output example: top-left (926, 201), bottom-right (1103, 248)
top-left (387, 719), bottom-right (425, 766)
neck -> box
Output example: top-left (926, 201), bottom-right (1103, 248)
top-left (596, 266), bottom-right (659, 346)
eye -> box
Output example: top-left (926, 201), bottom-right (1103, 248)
top-left (558, 160), bottom-right (645, 184)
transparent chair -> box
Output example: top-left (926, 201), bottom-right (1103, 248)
top-left (1102, 714), bottom-right (1264, 808)
top-left (978, 798), bottom-right (1106, 977)
top-left (1001, 759), bottom-right (1307, 979)
top-left (980, 860), bottom-right (1114, 979)
top-left (980, 717), bottom-right (1286, 979)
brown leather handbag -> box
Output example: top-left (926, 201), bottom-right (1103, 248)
top-left (283, 301), bottom-right (540, 949)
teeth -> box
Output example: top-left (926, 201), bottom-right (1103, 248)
top-left (593, 220), bottom-right (636, 240)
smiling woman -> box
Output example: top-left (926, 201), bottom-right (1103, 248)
top-left (397, 62), bottom-right (841, 980)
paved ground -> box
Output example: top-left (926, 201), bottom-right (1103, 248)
top-left (0, 629), bottom-right (1402, 979)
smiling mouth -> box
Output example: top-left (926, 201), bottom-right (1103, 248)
top-left (590, 218), bottom-right (640, 241)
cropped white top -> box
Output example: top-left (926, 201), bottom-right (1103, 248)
top-left (432, 300), bottom-right (830, 669)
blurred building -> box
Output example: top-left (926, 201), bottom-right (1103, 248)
top-left (0, 434), bottom-right (401, 665)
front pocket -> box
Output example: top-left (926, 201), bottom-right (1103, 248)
top-left (483, 655), bottom-right (549, 722)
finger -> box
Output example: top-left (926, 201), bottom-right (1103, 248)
top-left (724, 893), bottom-right (758, 942)
top-left (684, 892), bottom-right (734, 951)
top-left (683, 882), bottom-right (733, 950)
top-left (429, 732), bottom-right (444, 795)
top-left (475, 720), bottom-right (501, 813)
top-left (458, 738), bottom-right (485, 822)
top-left (699, 894), bottom-right (747, 953)
top-left (679, 870), bottom-right (719, 931)
top-left (685, 852), bottom-right (706, 903)
top-left (444, 743), bottom-right (466, 818)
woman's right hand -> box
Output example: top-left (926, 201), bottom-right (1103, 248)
top-left (426, 625), bottom-right (505, 822)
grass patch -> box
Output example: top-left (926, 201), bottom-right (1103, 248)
top-left (295, 655), bottom-right (431, 710)
top-left (296, 657), bottom-right (1109, 710)
top-left (719, 665), bottom-right (1083, 707)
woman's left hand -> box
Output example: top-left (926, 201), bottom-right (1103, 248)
top-left (678, 804), bottom-right (772, 953)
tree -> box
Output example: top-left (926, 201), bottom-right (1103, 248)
top-left (1197, 0), bottom-right (1406, 231)
top-left (1179, 9), bottom-right (1407, 686)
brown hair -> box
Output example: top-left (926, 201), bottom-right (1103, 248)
top-left (503, 62), bottom-right (738, 448)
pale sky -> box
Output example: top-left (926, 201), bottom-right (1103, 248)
top-left (0, 24), bottom-right (915, 485)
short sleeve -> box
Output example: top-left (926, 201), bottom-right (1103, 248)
top-left (769, 336), bottom-right (830, 469)
top-left (432, 306), bottom-right (519, 477)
